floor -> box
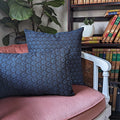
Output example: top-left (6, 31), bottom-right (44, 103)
top-left (110, 111), bottom-right (120, 120)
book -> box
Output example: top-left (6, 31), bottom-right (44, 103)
top-left (86, 0), bottom-right (90, 4)
top-left (73, 0), bottom-right (78, 4)
top-left (110, 22), bottom-right (120, 43)
top-left (109, 85), bottom-right (114, 105)
top-left (81, 41), bottom-right (100, 43)
top-left (105, 11), bottom-right (120, 17)
top-left (98, 0), bottom-right (101, 3)
top-left (82, 36), bottom-right (103, 41)
top-left (89, 0), bottom-right (94, 4)
top-left (78, 0), bottom-right (84, 4)
top-left (114, 51), bottom-right (120, 82)
top-left (115, 30), bottom-right (120, 42)
top-left (112, 86), bottom-right (118, 111)
top-left (94, 0), bottom-right (98, 3)
top-left (110, 50), bottom-right (117, 81)
top-left (106, 9), bottom-right (120, 13)
top-left (105, 15), bottom-right (120, 43)
top-left (102, 0), bottom-right (106, 3)
top-left (102, 15), bottom-right (118, 43)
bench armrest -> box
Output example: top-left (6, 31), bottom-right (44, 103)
top-left (81, 51), bottom-right (111, 104)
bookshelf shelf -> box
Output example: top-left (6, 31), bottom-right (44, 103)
top-left (71, 2), bottom-right (120, 11)
top-left (81, 43), bottom-right (120, 49)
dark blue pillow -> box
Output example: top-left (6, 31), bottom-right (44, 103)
top-left (0, 48), bottom-right (74, 98)
top-left (24, 28), bottom-right (84, 85)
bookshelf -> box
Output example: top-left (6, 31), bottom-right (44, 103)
top-left (68, 0), bottom-right (120, 112)
top-left (68, 1), bottom-right (120, 48)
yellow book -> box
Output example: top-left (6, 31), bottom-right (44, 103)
top-left (82, 36), bottom-right (102, 41)
top-left (82, 41), bottom-right (100, 43)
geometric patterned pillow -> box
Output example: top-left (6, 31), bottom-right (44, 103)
top-left (0, 48), bottom-right (74, 98)
top-left (24, 28), bottom-right (84, 85)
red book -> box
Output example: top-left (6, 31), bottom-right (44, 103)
top-left (102, 15), bottom-right (118, 43)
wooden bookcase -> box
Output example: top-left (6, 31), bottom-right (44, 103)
top-left (68, 0), bottom-right (120, 112)
top-left (68, 0), bottom-right (120, 49)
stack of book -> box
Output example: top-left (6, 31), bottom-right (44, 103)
top-left (71, 0), bottom-right (120, 5)
top-left (91, 48), bottom-right (120, 82)
top-left (82, 36), bottom-right (102, 44)
top-left (102, 9), bottom-right (120, 43)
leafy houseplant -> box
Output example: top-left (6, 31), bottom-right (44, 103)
top-left (0, 0), bottom-right (64, 45)
top-left (81, 18), bottom-right (95, 37)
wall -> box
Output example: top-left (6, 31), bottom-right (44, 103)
top-left (0, 0), bottom-right (108, 46)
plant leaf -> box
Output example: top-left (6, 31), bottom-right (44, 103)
top-left (51, 16), bottom-right (61, 27)
top-left (16, 0), bottom-right (31, 7)
top-left (32, 12), bottom-right (41, 25)
top-left (44, 6), bottom-right (57, 16)
top-left (38, 25), bottom-right (57, 34)
top-left (2, 34), bottom-right (10, 46)
top-left (28, 0), bottom-right (33, 2)
top-left (44, 10), bottom-right (61, 27)
top-left (46, 0), bottom-right (64, 7)
top-left (8, 1), bottom-right (33, 21)
top-left (0, 0), bottom-right (9, 15)
top-left (0, 17), bottom-right (19, 30)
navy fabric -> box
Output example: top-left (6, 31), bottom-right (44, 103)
top-left (24, 28), bottom-right (84, 85)
top-left (0, 48), bottom-right (74, 98)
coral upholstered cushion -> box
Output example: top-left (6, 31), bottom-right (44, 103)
top-left (24, 28), bottom-right (84, 85)
top-left (0, 48), bottom-right (74, 98)
top-left (0, 44), bottom-right (28, 53)
top-left (0, 85), bottom-right (105, 120)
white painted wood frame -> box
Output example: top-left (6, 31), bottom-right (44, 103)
top-left (81, 51), bottom-right (111, 120)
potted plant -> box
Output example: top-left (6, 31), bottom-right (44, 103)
top-left (81, 17), bottom-right (95, 37)
top-left (0, 0), bottom-right (64, 45)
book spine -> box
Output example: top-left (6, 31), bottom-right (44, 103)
top-left (99, 49), bottom-right (104, 80)
top-left (81, 41), bottom-right (100, 43)
top-left (89, 0), bottom-right (94, 4)
top-left (82, 37), bottom-right (102, 41)
top-left (86, 0), bottom-right (90, 4)
top-left (102, 0), bottom-right (106, 3)
top-left (115, 30), bottom-right (120, 43)
top-left (110, 22), bottom-right (120, 43)
top-left (106, 0), bottom-right (109, 2)
top-left (105, 11), bottom-right (120, 17)
top-left (110, 50), bottom-right (117, 81)
top-left (71, 0), bottom-right (73, 5)
top-left (98, 0), bottom-right (101, 3)
top-left (102, 15), bottom-right (118, 43)
top-left (109, 85), bottom-right (114, 105)
top-left (114, 51), bottom-right (120, 82)
top-left (106, 15), bottom-right (120, 43)
top-left (112, 86), bottom-right (118, 111)
top-left (73, 0), bottom-right (78, 4)
top-left (94, 0), bottom-right (98, 3)
top-left (106, 9), bottom-right (120, 13)
top-left (109, 0), bottom-right (113, 2)
top-left (78, 0), bottom-right (84, 4)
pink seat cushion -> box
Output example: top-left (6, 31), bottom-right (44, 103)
top-left (0, 44), bottom-right (28, 53)
top-left (0, 85), bottom-right (105, 120)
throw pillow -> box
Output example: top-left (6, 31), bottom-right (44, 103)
top-left (0, 44), bottom-right (28, 53)
top-left (24, 28), bottom-right (84, 85)
top-left (0, 48), bottom-right (74, 98)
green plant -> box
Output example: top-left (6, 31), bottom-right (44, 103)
top-left (0, 0), bottom-right (64, 45)
top-left (83, 18), bottom-right (94, 25)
